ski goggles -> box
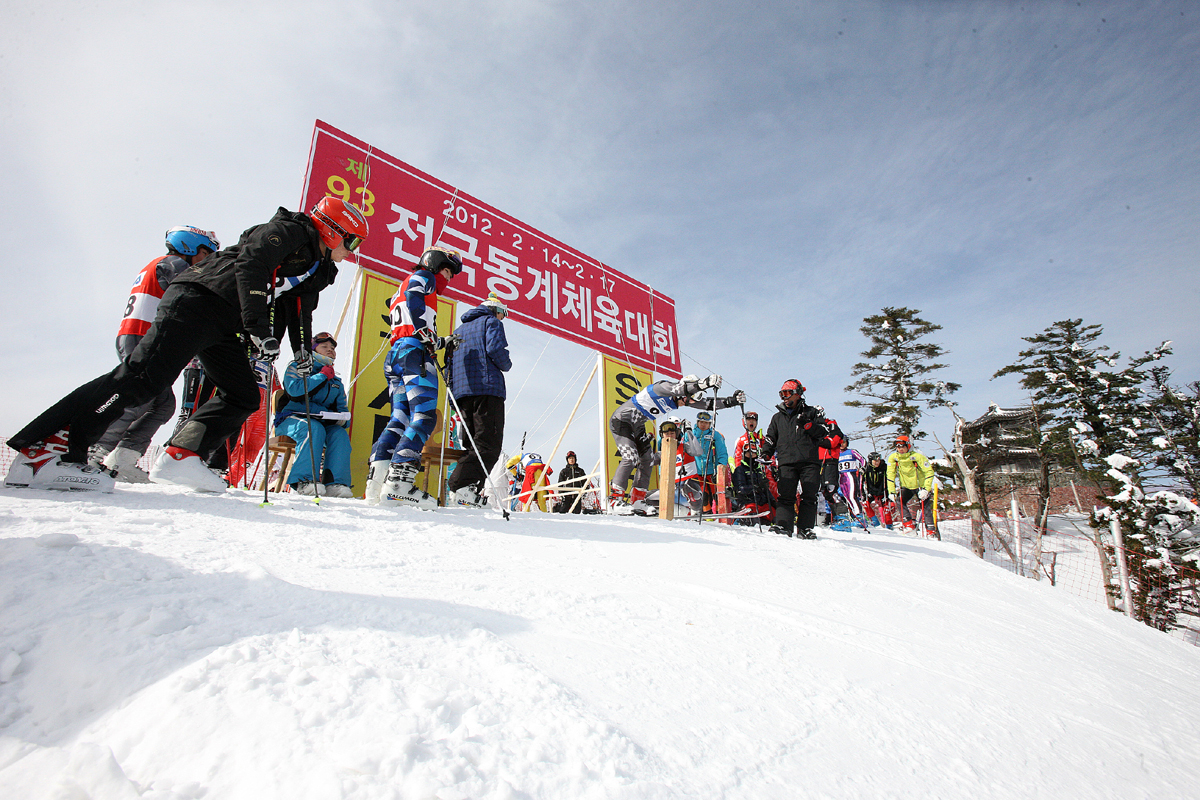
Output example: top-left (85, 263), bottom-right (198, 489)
top-left (778, 389), bottom-right (796, 399)
top-left (744, 412), bottom-right (758, 421)
top-left (696, 412), bottom-right (712, 423)
top-left (343, 233), bottom-right (364, 252)
top-left (313, 332), bottom-right (338, 348)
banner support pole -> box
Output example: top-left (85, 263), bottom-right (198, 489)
top-left (523, 360), bottom-right (598, 511)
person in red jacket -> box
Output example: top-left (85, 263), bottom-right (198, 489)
top-left (89, 226), bottom-right (219, 482)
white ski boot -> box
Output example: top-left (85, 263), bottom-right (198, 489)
top-left (364, 460), bottom-right (390, 505)
top-left (103, 446), bottom-right (151, 484)
top-left (150, 446), bottom-right (227, 492)
top-left (379, 462), bottom-right (437, 510)
top-left (449, 485), bottom-right (487, 508)
top-left (4, 433), bottom-right (115, 492)
top-left (324, 484), bottom-right (355, 498)
top-left (6, 454), bottom-right (115, 492)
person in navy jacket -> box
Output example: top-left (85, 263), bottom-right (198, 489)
top-left (444, 293), bottom-right (512, 508)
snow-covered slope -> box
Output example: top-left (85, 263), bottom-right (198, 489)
top-left (1, 486), bottom-right (1197, 799)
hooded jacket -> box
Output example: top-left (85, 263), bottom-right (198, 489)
top-left (171, 207), bottom-right (337, 350)
top-left (447, 305), bottom-right (512, 399)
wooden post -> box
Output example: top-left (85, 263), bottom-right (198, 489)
top-left (658, 433), bottom-right (677, 520)
top-left (331, 267), bottom-right (360, 343)
top-left (715, 463), bottom-right (732, 524)
top-left (1011, 488), bottom-right (1024, 577)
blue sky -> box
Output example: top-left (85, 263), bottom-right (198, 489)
top-left (2, 1), bottom-right (1197, 474)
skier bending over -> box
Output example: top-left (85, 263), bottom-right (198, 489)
top-left (608, 374), bottom-right (745, 514)
top-left (6, 198), bottom-right (366, 493)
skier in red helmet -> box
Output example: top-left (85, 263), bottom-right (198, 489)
top-left (761, 378), bottom-right (830, 538)
top-left (5, 197), bottom-right (366, 494)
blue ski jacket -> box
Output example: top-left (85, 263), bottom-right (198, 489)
top-left (448, 305), bottom-right (512, 399)
top-left (683, 425), bottom-right (728, 477)
top-left (275, 351), bottom-right (349, 426)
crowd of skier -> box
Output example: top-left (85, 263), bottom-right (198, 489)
top-left (2, 198), bottom-right (941, 538)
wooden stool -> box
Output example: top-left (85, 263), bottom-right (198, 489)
top-left (418, 410), bottom-right (467, 504)
top-left (261, 435), bottom-right (297, 492)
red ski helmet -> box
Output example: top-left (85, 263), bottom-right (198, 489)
top-left (779, 379), bottom-right (805, 399)
top-left (895, 435), bottom-right (911, 449)
top-left (311, 197), bottom-right (369, 251)
top-left (743, 412), bottom-right (758, 430)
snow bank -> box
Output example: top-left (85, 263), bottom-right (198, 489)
top-left (1, 485), bottom-right (1197, 798)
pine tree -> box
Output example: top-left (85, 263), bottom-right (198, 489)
top-left (992, 319), bottom-right (1162, 482)
top-left (844, 307), bottom-right (959, 442)
top-left (1147, 367), bottom-right (1200, 498)
top-left (994, 319), bottom-right (1197, 629)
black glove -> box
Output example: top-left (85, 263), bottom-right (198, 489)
top-left (250, 335), bottom-right (280, 361)
top-left (435, 333), bottom-right (464, 351)
top-left (293, 348), bottom-right (314, 377)
top-left (721, 390), bottom-right (747, 408)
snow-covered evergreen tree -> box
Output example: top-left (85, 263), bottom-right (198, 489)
top-left (994, 319), bottom-right (1198, 630)
top-left (844, 307), bottom-right (959, 443)
top-left (1147, 367), bottom-right (1200, 499)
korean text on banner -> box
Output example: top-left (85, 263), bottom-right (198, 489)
top-left (301, 120), bottom-right (680, 378)
top-left (600, 354), bottom-right (656, 493)
top-left (347, 269), bottom-right (456, 498)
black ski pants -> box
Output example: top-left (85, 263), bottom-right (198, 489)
top-left (10, 284), bottom-right (260, 463)
top-left (446, 394), bottom-right (505, 493)
top-left (774, 461), bottom-right (821, 533)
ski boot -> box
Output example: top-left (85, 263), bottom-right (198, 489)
top-left (5, 437), bottom-right (116, 492)
top-left (364, 460), bottom-right (389, 505)
top-left (150, 446), bottom-right (227, 492)
top-left (630, 487), bottom-right (651, 516)
top-left (380, 462), bottom-right (437, 510)
top-left (103, 446), bottom-right (151, 484)
top-left (449, 485), bottom-right (487, 509)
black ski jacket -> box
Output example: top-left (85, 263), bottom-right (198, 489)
top-left (170, 208), bottom-right (337, 349)
top-left (557, 463), bottom-right (588, 491)
top-left (762, 401), bottom-right (828, 466)
top-left (863, 461), bottom-right (889, 497)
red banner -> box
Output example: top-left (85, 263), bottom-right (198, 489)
top-left (300, 121), bottom-right (681, 378)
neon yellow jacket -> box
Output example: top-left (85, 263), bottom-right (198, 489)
top-left (887, 450), bottom-right (935, 494)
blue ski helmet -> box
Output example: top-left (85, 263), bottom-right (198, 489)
top-left (166, 226), bottom-right (220, 256)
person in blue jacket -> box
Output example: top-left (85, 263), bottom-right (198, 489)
top-left (275, 332), bottom-right (352, 497)
top-left (681, 410), bottom-right (728, 513)
top-left (444, 293), bottom-right (512, 508)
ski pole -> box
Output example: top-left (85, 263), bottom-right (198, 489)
top-left (260, 358), bottom-right (276, 507)
top-left (297, 354), bottom-right (322, 505)
top-left (699, 385), bottom-right (720, 525)
top-left (432, 358), bottom-right (510, 521)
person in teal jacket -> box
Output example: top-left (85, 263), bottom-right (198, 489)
top-left (681, 410), bottom-right (728, 513)
top-left (275, 332), bottom-right (352, 497)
